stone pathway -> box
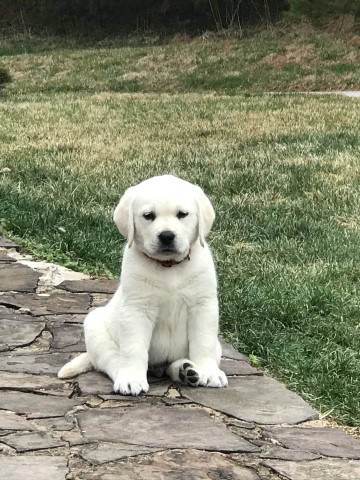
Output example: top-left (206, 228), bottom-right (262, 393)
top-left (341, 91), bottom-right (360, 97)
top-left (0, 236), bottom-right (360, 479)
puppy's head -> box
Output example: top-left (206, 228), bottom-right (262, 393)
top-left (114, 175), bottom-right (215, 260)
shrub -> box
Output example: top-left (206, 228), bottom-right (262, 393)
top-left (0, 67), bottom-right (12, 91)
top-left (0, 0), bottom-right (288, 34)
top-left (287, 0), bottom-right (360, 21)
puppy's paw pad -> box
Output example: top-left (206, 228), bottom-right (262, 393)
top-left (179, 362), bottom-right (200, 387)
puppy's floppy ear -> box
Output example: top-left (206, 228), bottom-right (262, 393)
top-left (195, 186), bottom-right (215, 247)
top-left (113, 186), bottom-right (135, 248)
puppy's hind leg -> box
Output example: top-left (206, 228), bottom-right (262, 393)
top-left (167, 359), bottom-right (200, 387)
top-left (83, 307), bottom-right (150, 396)
top-left (83, 308), bottom-right (122, 383)
top-left (58, 352), bottom-right (93, 379)
top-left (167, 340), bottom-right (226, 388)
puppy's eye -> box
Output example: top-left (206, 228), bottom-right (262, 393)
top-left (143, 212), bottom-right (156, 221)
top-left (177, 211), bottom-right (188, 219)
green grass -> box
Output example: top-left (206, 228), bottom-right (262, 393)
top-left (1, 29), bottom-right (360, 427)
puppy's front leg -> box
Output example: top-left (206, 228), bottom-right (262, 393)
top-left (188, 299), bottom-right (228, 388)
top-left (113, 310), bottom-right (153, 396)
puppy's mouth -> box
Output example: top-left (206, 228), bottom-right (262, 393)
top-left (158, 247), bottom-right (177, 255)
top-left (143, 247), bottom-right (191, 266)
top-left (144, 245), bottom-right (185, 261)
top-left (142, 238), bottom-right (189, 261)
top-left (153, 250), bottom-right (181, 260)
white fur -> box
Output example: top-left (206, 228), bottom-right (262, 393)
top-left (58, 175), bottom-right (228, 395)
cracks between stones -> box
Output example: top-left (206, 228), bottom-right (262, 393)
top-left (7, 324), bottom-right (47, 352)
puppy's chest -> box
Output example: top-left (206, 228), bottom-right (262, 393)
top-left (148, 294), bottom-right (189, 364)
top-left (155, 293), bottom-right (189, 328)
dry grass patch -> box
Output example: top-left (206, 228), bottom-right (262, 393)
top-left (2, 27), bottom-right (360, 94)
top-left (260, 44), bottom-right (317, 69)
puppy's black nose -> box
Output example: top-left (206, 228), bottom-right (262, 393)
top-left (158, 230), bottom-right (175, 245)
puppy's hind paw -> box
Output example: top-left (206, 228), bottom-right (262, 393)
top-left (179, 362), bottom-right (200, 387)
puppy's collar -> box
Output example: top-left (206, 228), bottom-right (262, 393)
top-left (144, 251), bottom-right (191, 268)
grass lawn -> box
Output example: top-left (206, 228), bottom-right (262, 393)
top-left (1, 27), bottom-right (360, 427)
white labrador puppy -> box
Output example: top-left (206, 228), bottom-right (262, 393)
top-left (58, 175), bottom-right (228, 395)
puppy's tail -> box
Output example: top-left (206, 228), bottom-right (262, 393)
top-left (58, 352), bottom-right (93, 379)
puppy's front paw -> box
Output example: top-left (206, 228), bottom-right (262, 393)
top-left (113, 370), bottom-right (149, 396)
top-left (198, 366), bottom-right (228, 388)
top-left (179, 361), bottom-right (200, 387)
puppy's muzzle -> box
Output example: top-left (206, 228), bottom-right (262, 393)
top-left (158, 230), bottom-right (176, 251)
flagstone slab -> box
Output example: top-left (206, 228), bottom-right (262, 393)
top-left (35, 416), bottom-right (76, 431)
top-left (77, 405), bottom-right (260, 452)
top-left (80, 443), bottom-right (161, 465)
top-left (0, 455), bottom-right (68, 480)
top-left (0, 305), bottom-right (26, 319)
top-left (57, 279), bottom-right (118, 294)
top-left (0, 291), bottom-right (91, 316)
top-left (219, 338), bottom-right (250, 363)
top-left (1, 431), bottom-right (66, 452)
top-left (220, 358), bottom-right (262, 376)
top-left (91, 293), bottom-right (112, 307)
top-left (0, 318), bottom-right (45, 351)
top-left (161, 396), bottom-right (193, 405)
top-left (78, 449), bottom-right (261, 480)
top-left (180, 376), bottom-right (318, 425)
top-left (97, 394), bottom-right (151, 404)
top-left (77, 371), bottom-right (115, 396)
top-left (260, 445), bottom-right (320, 461)
top-left (0, 352), bottom-right (75, 375)
top-left (142, 381), bottom-right (170, 396)
top-left (0, 390), bottom-right (85, 418)
top-left (0, 252), bottom-right (16, 263)
top-left (224, 417), bottom-right (256, 429)
top-left (61, 429), bottom-right (92, 446)
top-left (0, 410), bottom-right (38, 431)
top-left (263, 459), bottom-right (360, 480)
top-left (0, 236), bottom-right (20, 250)
top-left (51, 323), bottom-right (85, 352)
top-left (0, 371), bottom-right (71, 395)
top-left (0, 263), bottom-right (42, 292)
top-left (46, 313), bottom-right (85, 324)
top-left (262, 427), bottom-right (360, 459)
top-left (0, 305), bottom-right (42, 321)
